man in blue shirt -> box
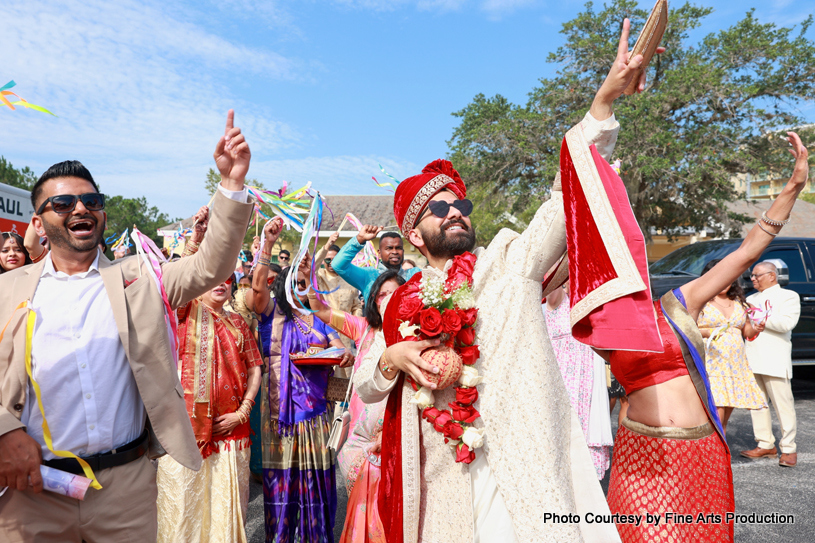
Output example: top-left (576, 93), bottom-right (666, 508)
top-left (332, 224), bottom-right (420, 301)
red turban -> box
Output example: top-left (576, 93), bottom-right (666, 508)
top-left (393, 159), bottom-right (466, 233)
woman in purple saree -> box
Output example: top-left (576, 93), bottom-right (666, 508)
top-left (247, 219), bottom-right (353, 543)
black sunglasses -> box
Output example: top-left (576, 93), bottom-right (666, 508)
top-left (36, 193), bottom-right (106, 215)
top-left (422, 199), bottom-right (473, 221)
top-left (296, 279), bottom-right (307, 289)
top-left (324, 258), bottom-right (332, 264)
top-left (278, 255), bottom-right (290, 261)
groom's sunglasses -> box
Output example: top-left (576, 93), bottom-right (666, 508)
top-left (421, 199), bottom-right (474, 220)
top-left (36, 193), bottom-right (106, 215)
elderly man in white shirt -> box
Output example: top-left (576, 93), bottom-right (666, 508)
top-left (0, 111), bottom-right (255, 542)
top-left (741, 260), bottom-right (801, 467)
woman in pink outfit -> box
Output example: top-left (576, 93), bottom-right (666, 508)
top-left (545, 282), bottom-right (612, 479)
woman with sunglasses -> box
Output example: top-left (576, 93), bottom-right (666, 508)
top-left (155, 205), bottom-right (263, 543)
top-left (246, 218), bottom-right (352, 543)
top-left (307, 270), bottom-right (405, 542)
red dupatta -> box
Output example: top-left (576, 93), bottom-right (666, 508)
top-left (560, 124), bottom-right (661, 352)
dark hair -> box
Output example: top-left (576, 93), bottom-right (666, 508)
top-left (31, 161), bottom-right (99, 209)
top-left (701, 259), bottom-right (747, 306)
top-left (328, 244), bottom-right (341, 253)
top-left (271, 266), bottom-right (310, 320)
top-left (1, 232), bottom-right (32, 272)
top-left (268, 263), bottom-right (282, 275)
top-left (278, 250), bottom-right (290, 257)
top-left (380, 232), bottom-right (402, 242)
top-left (364, 270), bottom-right (406, 329)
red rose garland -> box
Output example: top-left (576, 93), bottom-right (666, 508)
top-left (396, 252), bottom-right (484, 464)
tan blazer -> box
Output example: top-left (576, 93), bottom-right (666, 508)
top-left (0, 191), bottom-right (253, 471)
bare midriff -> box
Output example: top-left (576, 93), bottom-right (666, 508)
top-left (626, 374), bottom-right (709, 428)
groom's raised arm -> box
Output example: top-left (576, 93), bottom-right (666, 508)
top-left (504, 18), bottom-right (657, 282)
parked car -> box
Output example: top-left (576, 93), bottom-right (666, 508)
top-left (649, 237), bottom-right (815, 366)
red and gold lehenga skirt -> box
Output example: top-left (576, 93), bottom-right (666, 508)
top-left (607, 418), bottom-right (735, 543)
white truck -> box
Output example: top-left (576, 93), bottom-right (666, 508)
top-left (0, 181), bottom-right (35, 235)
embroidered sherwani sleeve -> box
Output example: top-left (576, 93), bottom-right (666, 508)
top-left (354, 332), bottom-right (397, 404)
top-left (160, 191), bottom-right (254, 310)
top-left (503, 111), bottom-right (620, 282)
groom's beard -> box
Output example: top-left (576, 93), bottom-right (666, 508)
top-left (419, 218), bottom-right (476, 260)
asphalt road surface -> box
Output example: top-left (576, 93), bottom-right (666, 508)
top-left (246, 367), bottom-right (815, 542)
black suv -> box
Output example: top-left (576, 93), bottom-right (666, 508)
top-left (648, 237), bottom-right (815, 366)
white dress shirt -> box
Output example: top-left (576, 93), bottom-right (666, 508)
top-left (22, 184), bottom-right (249, 460)
top-left (22, 250), bottom-right (145, 460)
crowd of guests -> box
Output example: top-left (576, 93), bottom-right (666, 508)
top-left (0, 25), bottom-right (809, 543)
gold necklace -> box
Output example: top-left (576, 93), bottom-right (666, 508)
top-left (293, 314), bottom-right (313, 336)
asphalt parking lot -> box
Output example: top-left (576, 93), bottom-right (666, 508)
top-left (246, 367), bottom-right (815, 542)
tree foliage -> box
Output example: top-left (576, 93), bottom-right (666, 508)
top-left (104, 195), bottom-right (174, 250)
top-left (0, 157), bottom-right (37, 190)
top-left (448, 1), bottom-right (815, 243)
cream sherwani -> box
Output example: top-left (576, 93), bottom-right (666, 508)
top-left (745, 284), bottom-right (801, 453)
top-left (356, 113), bottom-right (622, 543)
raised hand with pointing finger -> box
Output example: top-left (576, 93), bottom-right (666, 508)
top-left (213, 109), bottom-right (251, 191)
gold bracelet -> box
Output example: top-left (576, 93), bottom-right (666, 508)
top-left (380, 352), bottom-right (392, 374)
top-left (30, 249), bottom-right (47, 263)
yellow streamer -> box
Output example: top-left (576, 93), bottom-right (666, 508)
top-left (20, 303), bottom-right (102, 489)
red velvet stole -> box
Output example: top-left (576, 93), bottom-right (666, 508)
top-left (377, 275), bottom-right (422, 543)
top-left (378, 373), bottom-right (405, 543)
top-left (560, 136), bottom-right (662, 352)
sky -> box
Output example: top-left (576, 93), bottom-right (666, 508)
top-left (2, 0), bottom-right (813, 220)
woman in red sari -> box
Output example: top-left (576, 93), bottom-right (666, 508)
top-left (603, 133), bottom-right (809, 543)
top-left (156, 206), bottom-right (263, 543)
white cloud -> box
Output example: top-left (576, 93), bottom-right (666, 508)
top-left (0, 0), bottom-right (302, 217)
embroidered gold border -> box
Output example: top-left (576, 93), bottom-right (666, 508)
top-left (401, 174), bottom-right (455, 232)
top-left (621, 417), bottom-right (713, 440)
top-left (564, 124), bottom-right (649, 329)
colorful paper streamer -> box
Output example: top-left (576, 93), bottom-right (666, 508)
top-left (1, 81), bottom-right (56, 116)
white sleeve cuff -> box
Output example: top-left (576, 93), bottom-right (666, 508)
top-left (217, 184), bottom-right (250, 203)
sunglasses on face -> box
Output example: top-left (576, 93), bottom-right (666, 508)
top-left (296, 279), bottom-right (307, 289)
top-left (224, 276), bottom-right (234, 285)
top-left (278, 255), bottom-right (290, 261)
top-left (238, 283), bottom-right (251, 290)
top-left (421, 198), bottom-right (474, 221)
top-left (36, 193), bottom-right (106, 215)
top-left (324, 258), bottom-right (332, 265)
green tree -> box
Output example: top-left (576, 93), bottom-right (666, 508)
top-left (104, 195), bottom-right (175, 252)
top-left (0, 157), bottom-right (37, 190)
top-left (448, 1), bottom-right (815, 244)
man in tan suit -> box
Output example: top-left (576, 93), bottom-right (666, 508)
top-left (741, 260), bottom-right (801, 467)
top-left (0, 110), bottom-right (254, 541)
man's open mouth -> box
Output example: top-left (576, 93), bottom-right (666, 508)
top-left (66, 219), bottom-right (96, 237)
top-left (444, 221), bottom-right (468, 233)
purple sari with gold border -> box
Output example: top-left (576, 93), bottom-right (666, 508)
top-left (258, 302), bottom-right (340, 543)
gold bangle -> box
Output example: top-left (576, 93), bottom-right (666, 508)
top-left (30, 249), bottom-right (47, 263)
top-left (381, 353), bottom-right (392, 374)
